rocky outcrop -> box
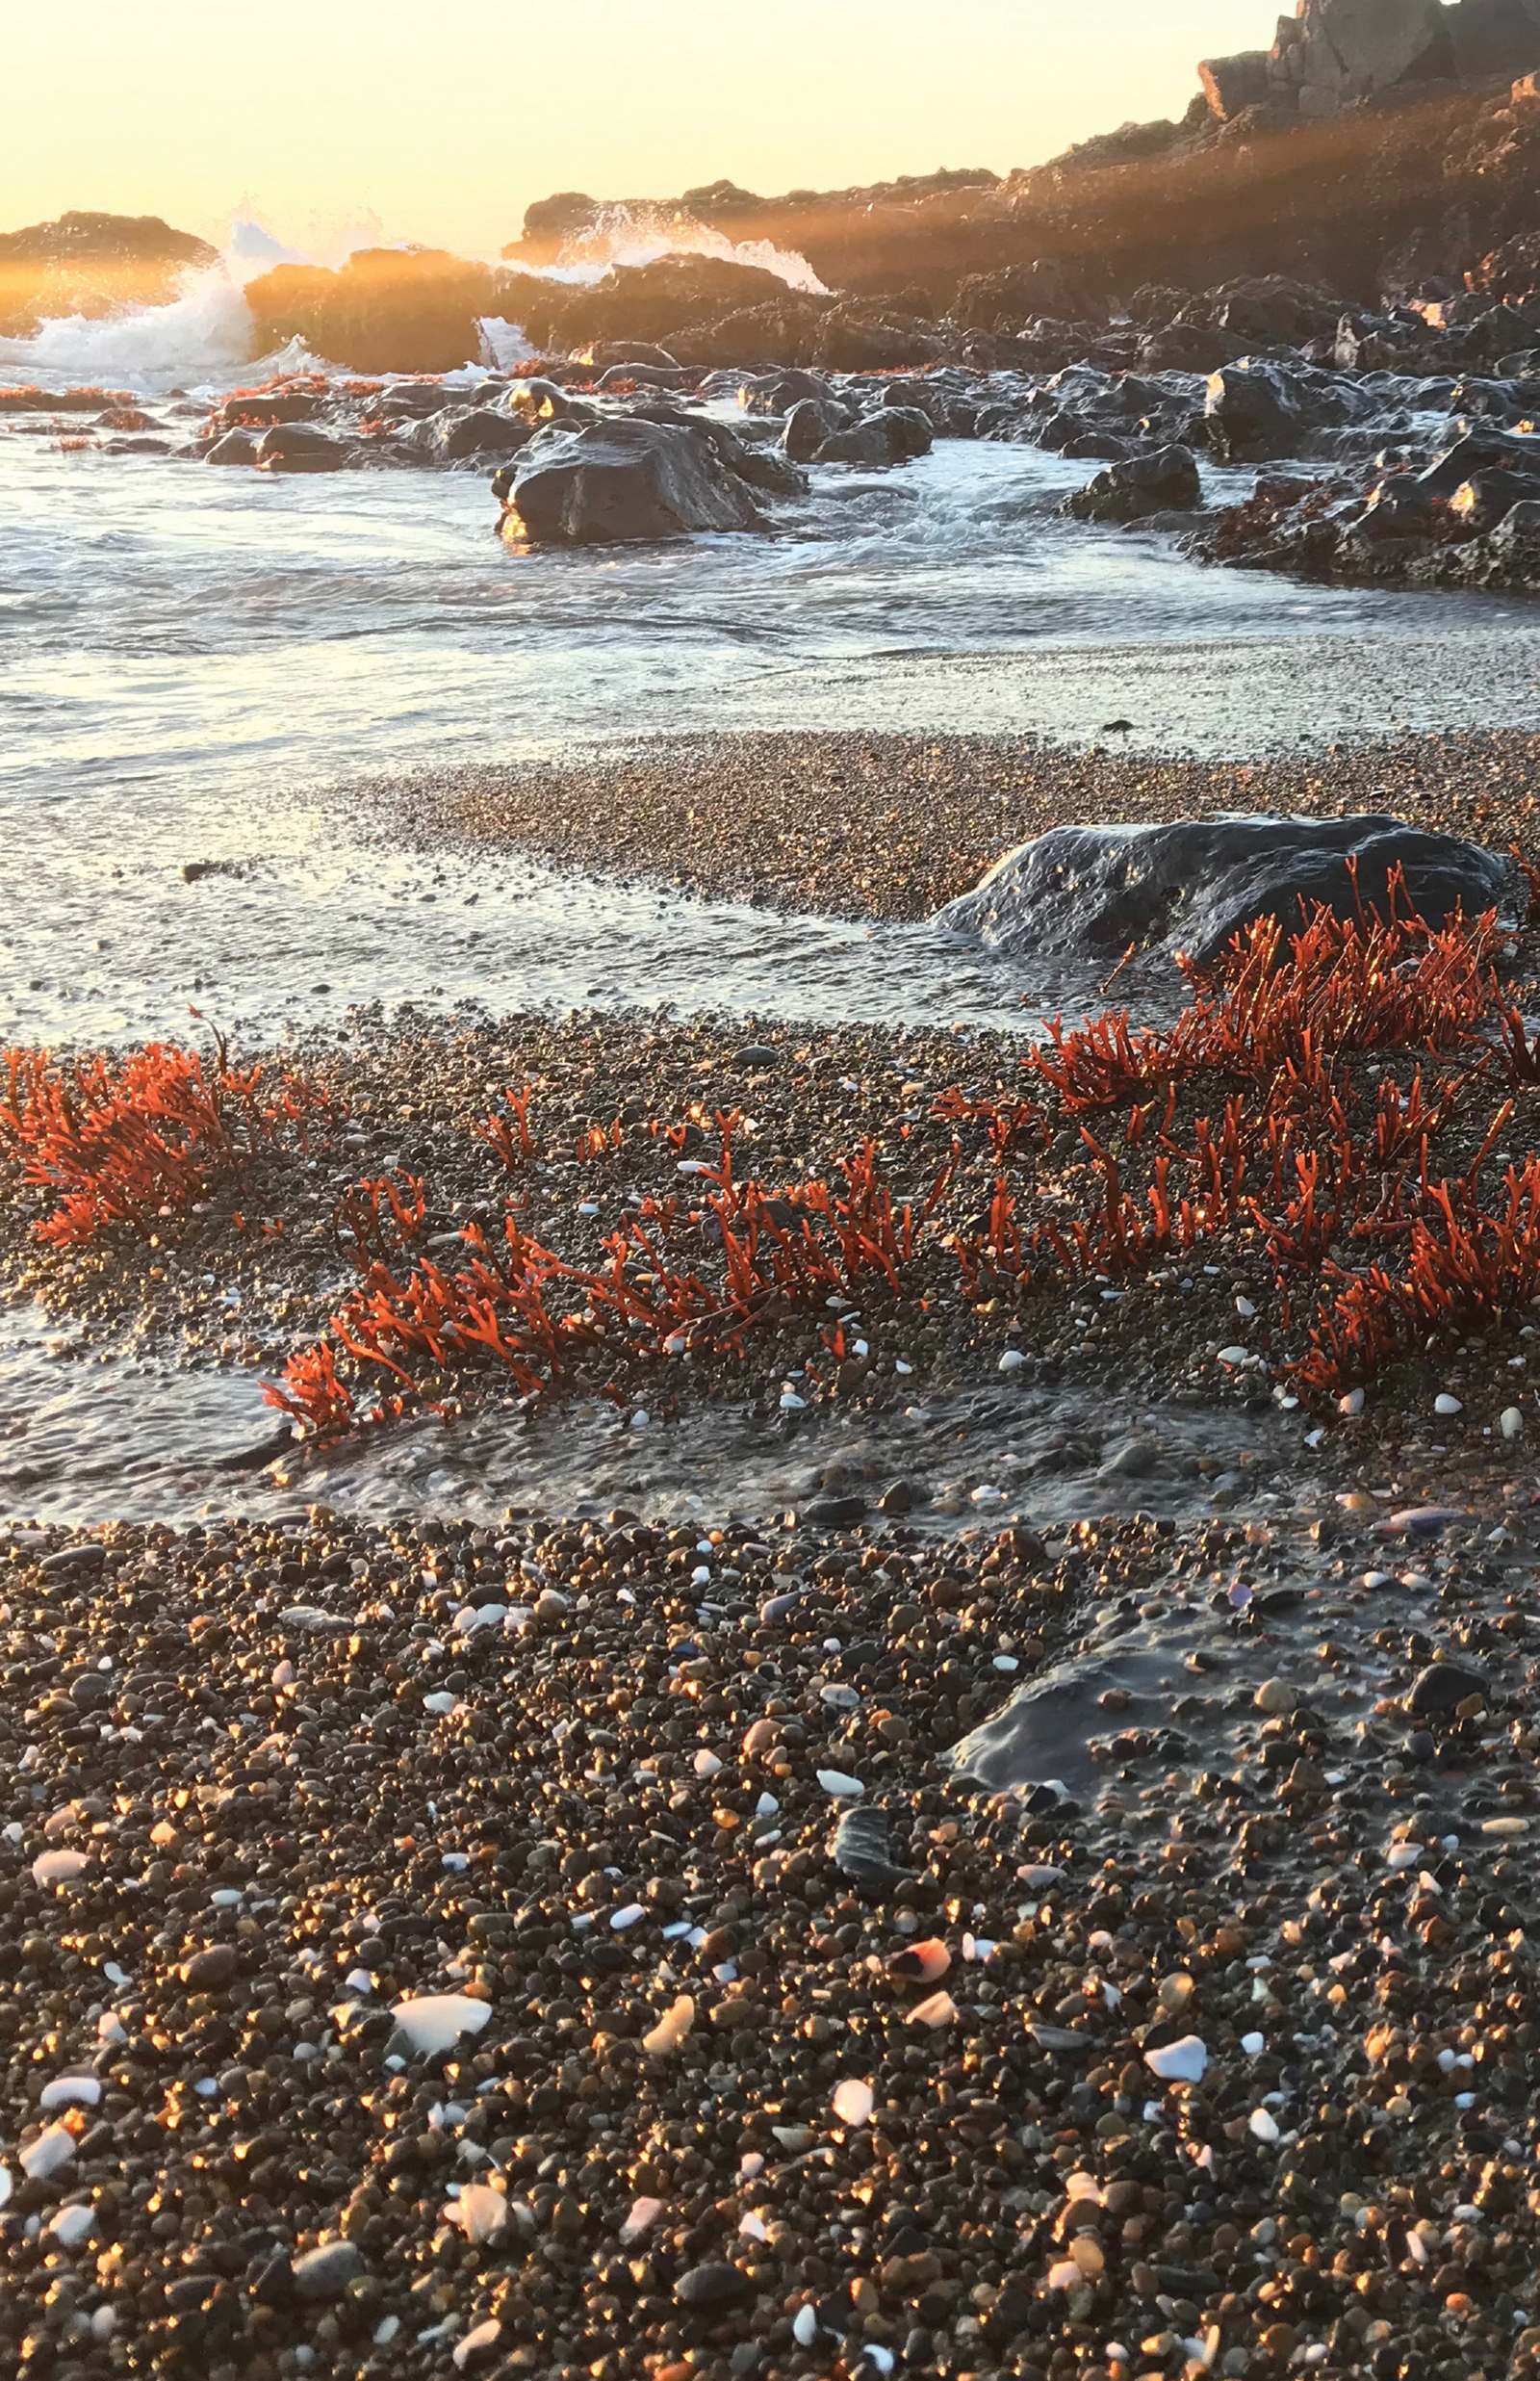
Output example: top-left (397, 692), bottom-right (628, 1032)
top-left (935, 815), bottom-right (1518, 966)
top-left (244, 248), bottom-right (512, 374)
top-left (1200, 0), bottom-right (1540, 124)
top-left (511, 252), bottom-right (827, 354)
top-left (1190, 417), bottom-right (1540, 588)
top-left (0, 211), bottom-right (218, 337)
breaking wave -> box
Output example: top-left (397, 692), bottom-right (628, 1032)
top-left (0, 203), bottom-right (824, 399)
top-left (549, 202), bottom-right (827, 294)
top-left (0, 270), bottom-right (262, 395)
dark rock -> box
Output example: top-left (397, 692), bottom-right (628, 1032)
top-left (500, 417), bottom-right (765, 543)
top-left (1482, 495), bottom-right (1540, 573)
top-left (40, 1544), bottom-right (106, 1576)
top-left (255, 424), bottom-right (348, 474)
top-left (1408, 1662), bottom-right (1489, 1717)
top-left (935, 813), bottom-right (1518, 967)
top-left (1065, 443), bottom-right (1202, 522)
top-left (676, 2262), bottom-right (754, 2308)
top-left (1205, 361), bottom-right (1303, 461)
top-left (878, 1481), bottom-right (926, 1514)
top-left (291, 2241), bottom-right (364, 2300)
top-left (783, 396), bottom-right (846, 461)
top-left (832, 1805), bottom-right (913, 1897)
top-left (180, 1944), bottom-right (239, 1990)
top-left (68, 1672), bottom-right (111, 1710)
top-left (1198, 50), bottom-right (1272, 120)
top-left (1060, 429), bottom-right (1132, 461)
top-left (732, 1044), bottom-right (779, 1071)
top-left (434, 407), bottom-right (532, 462)
top-left (1418, 427), bottom-right (1540, 496)
top-left (804, 1493), bottom-right (866, 1527)
top-left (205, 430), bottom-right (260, 467)
top-left (595, 362), bottom-right (686, 390)
top-left (813, 407), bottom-right (933, 466)
top-left (1450, 466), bottom-right (1540, 532)
top-left (953, 259), bottom-right (1097, 331)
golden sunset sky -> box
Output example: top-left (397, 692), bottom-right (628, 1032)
top-left (7, 0), bottom-right (1268, 256)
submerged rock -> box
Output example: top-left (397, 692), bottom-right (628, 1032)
top-left (935, 814), bottom-right (1518, 966)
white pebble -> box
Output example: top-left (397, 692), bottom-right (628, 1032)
top-left (1144, 2036), bottom-right (1208, 2083)
top-left (642, 1995), bottom-right (695, 2057)
top-left (443, 2187), bottom-right (506, 2244)
top-left (832, 2077), bottom-right (874, 2127)
top-left (20, 2125), bottom-right (75, 2181)
top-left (453, 2319), bottom-right (502, 2368)
top-left (39, 2075), bottom-right (100, 2112)
top-left (1248, 2108), bottom-right (1281, 2143)
top-left (1434, 1392), bottom-right (1463, 1416)
top-left (1502, 1406), bottom-right (1524, 1439)
top-left (610, 1904), bottom-right (645, 1931)
top-left (31, 1850), bottom-right (87, 1889)
top-left (1216, 1345), bottom-right (1248, 1366)
top-left (998, 1349), bottom-right (1028, 1374)
top-left (1339, 1387), bottom-right (1364, 1417)
top-left (815, 1769), bottom-right (863, 1798)
top-left (48, 2203), bottom-right (95, 2248)
top-left (693, 1748), bottom-right (722, 1777)
top-left (391, 1995), bottom-right (492, 2055)
top-left (620, 2196), bottom-right (663, 2243)
top-left (793, 2304), bottom-right (820, 2346)
top-left (1241, 2032), bottom-right (1266, 2056)
top-left (779, 1390), bottom-right (807, 1412)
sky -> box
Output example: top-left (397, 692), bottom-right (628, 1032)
top-left (5, 0), bottom-right (1271, 258)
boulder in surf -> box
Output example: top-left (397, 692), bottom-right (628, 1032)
top-left (500, 415), bottom-right (765, 542)
top-left (935, 814), bottom-right (1519, 967)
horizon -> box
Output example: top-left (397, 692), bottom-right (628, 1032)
top-left (6, 0), bottom-right (1269, 260)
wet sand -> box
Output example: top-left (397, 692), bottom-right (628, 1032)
top-left (372, 726), bottom-right (1540, 924)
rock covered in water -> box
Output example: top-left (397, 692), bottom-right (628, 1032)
top-left (935, 813), bottom-right (1519, 966)
top-left (497, 415), bottom-right (770, 543)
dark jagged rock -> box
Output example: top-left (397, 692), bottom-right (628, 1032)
top-left (0, 210), bottom-right (218, 338)
top-left (497, 416), bottom-right (767, 543)
top-left (1065, 443), bottom-right (1202, 521)
top-left (935, 814), bottom-right (1519, 967)
top-left (783, 396), bottom-right (847, 459)
top-left (813, 406), bottom-right (934, 465)
top-left (255, 423), bottom-right (349, 474)
top-left (1204, 360), bottom-right (1304, 461)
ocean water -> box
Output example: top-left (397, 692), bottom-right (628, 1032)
top-left (1, 253), bottom-right (1536, 1519)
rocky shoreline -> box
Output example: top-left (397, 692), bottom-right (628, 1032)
top-left (13, 785), bottom-right (1540, 2375)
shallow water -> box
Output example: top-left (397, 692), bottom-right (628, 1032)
top-left (0, 1297), bottom-right (1317, 1536)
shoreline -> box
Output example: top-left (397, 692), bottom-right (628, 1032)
top-left (365, 726), bottom-right (1540, 928)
